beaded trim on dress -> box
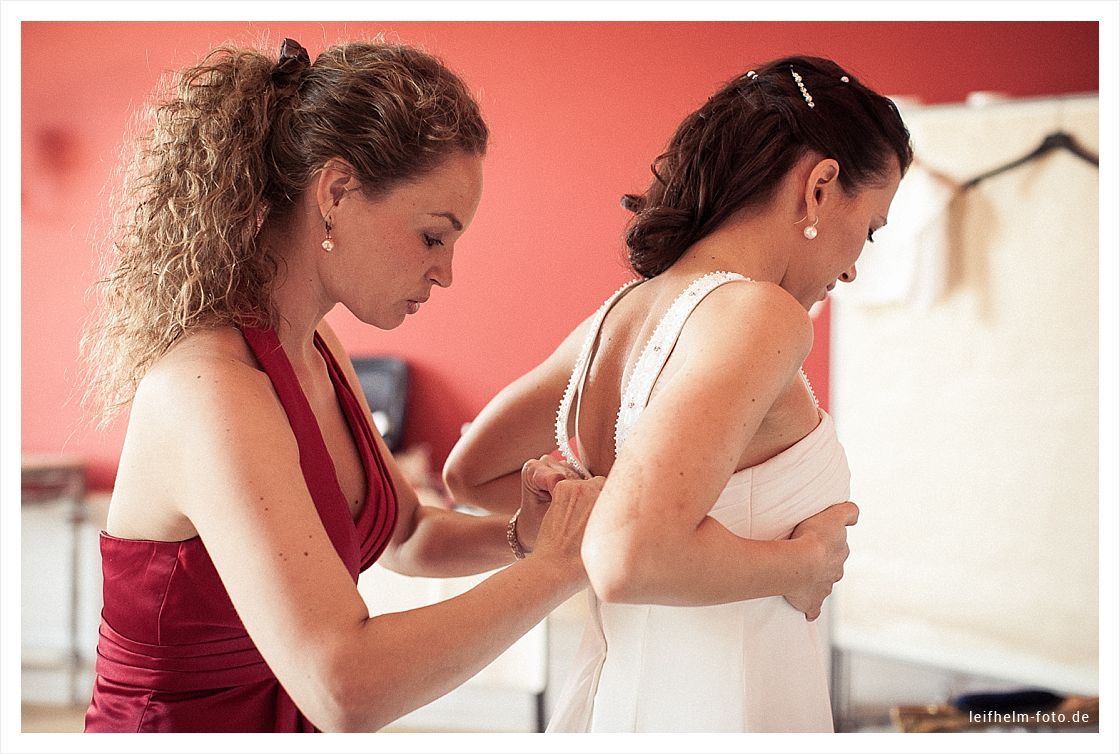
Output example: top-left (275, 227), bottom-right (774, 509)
top-left (615, 271), bottom-right (752, 454)
top-left (554, 271), bottom-right (821, 474)
top-left (554, 279), bottom-right (643, 479)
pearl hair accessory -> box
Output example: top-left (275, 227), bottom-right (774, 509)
top-left (746, 70), bottom-right (759, 79)
top-left (840, 75), bottom-right (850, 83)
top-left (790, 67), bottom-right (814, 108)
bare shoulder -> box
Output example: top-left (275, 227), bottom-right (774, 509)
top-left (681, 279), bottom-right (814, 363)
top-left (137, 327), bottom-right (280, 425)
top-left (110, 327), bottom-right (297, 538)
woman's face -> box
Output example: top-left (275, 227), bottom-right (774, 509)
top-left (323, 150), bottom-right (485, 329)
top-left (810, 162), bottom-right (902, 306)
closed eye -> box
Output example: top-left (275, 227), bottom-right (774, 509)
top-left (423, 234), bottom-right (444, 248)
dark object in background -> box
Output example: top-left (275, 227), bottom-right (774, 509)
top-left (352, 357), bottom-right (409, 452)
top-left (952, 689), bottom-right (1064, 714)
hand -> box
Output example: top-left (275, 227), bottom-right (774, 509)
top-left (515, 456), bottom-right (582, 552)
top-left (784, 501), bottom-right (859, 621)
top-left (530, 476), bottom-right (605, 588)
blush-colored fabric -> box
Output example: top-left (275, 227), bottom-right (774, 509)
top-left (85, 326), bottom-right (398, 732)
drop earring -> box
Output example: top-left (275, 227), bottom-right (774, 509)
top-left (321, 215), bottom-right (334, 251)
top-left (795, 215), bottom-right (819, 240)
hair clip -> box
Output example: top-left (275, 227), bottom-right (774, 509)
top-left (273, 38), bottom-right (311, 98)
top-left (746, 70), bottom-right (758, 80)
top-left (790, 67), bottom-right (814, 108)
top-left (840, 75), bottom-right (850, 83)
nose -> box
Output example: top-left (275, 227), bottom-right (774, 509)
top-left (427, 250), bottom-right (453, 288)
top-left (839, 265), bottom-right (857, 284)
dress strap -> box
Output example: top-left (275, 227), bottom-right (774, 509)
top-left (313, 332), bottom-right (398, 570)
top-left (555, 280), bottom-right (643, 478)
top-left (614, 271), bottom-right (751, 455)
top-left (239, 325), bottom-right (364, 578)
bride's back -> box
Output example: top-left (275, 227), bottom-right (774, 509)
top-left (564, 270), bottom-right (821, 480)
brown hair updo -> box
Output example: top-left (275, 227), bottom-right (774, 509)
top-left (84, 37), bottom-right (488, 423)
top-left (622, 55), bottom-right (912, 278)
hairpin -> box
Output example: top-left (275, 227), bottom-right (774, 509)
top-left (746, 70), bottom-right (758, 80)
top-left (840, 75), bottom-right (850, 83)
top-left (790, 67), bottom-right (814, 108)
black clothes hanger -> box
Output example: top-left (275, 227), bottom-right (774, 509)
top-left (961, 131), bottom-right (1099, 191)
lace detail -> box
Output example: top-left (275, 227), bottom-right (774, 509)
top-left (615, 271), bottom-right (751, 455)
top-left (799, 368), bottom-right (820, 409)
top-left (555, 279), bottom-right (643, 478)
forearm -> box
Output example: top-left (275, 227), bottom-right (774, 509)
top-left (337, 555), bottom-right (579, 730)
top-left (383, 505), bottom-right (514, 577)
top-left (584, 515), bottom-right (813, 606)
top-left (444, 467), bottom-right (523, 515)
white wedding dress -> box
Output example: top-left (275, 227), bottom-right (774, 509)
top-left (546, 271), bottom-right (850, 732)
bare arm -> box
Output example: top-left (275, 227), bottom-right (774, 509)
top-left (442, 314), bottom-right (592, 513)
top-left (580, 282), bottom-right (855, 608)
top-left (153, 351), bottom-right (592, 732)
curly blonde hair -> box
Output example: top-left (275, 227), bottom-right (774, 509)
top-left (82, 38), bottom-right (488, 425)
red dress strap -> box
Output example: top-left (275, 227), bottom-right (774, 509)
top-left (312, 330), bottom-right (399, 569)
top-left (239, 324), bottom-right (398, 577)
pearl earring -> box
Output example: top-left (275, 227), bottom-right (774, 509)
top-left (322, 216), bottom-right (334, 252)
top-left (798, 216), bottom-right (819, 240)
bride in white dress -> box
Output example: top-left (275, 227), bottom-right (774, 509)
top-left (444, 55), bottom-right (911, 732)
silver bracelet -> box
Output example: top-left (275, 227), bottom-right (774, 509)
top-left (506, 508), bottom-right (529, 560)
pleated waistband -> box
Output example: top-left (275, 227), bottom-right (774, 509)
top-left (94, 619), bottom-right (275, 692)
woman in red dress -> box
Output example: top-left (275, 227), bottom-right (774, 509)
top-left (81, 37), bottom-right (599, 733)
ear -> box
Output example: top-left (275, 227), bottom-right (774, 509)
top-left (314, 158), bottom-right (362, 219)
top-left (802, 158), bottom-right (841, 219)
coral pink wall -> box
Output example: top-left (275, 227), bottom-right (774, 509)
top-left (21, 21), bottom-right (1098, 489)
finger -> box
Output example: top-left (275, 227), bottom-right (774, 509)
top-left (836, 501), bottom-right (859, 526)
top-left (533, 465), bottom-right (577, 495)
top-left (537, 454), bottom-right (583, 481)
top-left (521, 458), bottom-right (542, 478)
top-left (552, 478), bottom-right (604, 512)
top-left (538, 469), bottom-right (570, 495)
top-left (551, 478), bottom-right (585, 502)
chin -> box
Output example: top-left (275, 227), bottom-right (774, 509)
top-left (352, 309), bottom-right (404, 331)
top-left (382, 313), bottom-right (408, 330)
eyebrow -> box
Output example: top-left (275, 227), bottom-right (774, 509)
top-left (428, 212), bottom-right (463, 231)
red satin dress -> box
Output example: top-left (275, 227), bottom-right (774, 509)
top-left (85, 326), bottom-right (399, 732)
